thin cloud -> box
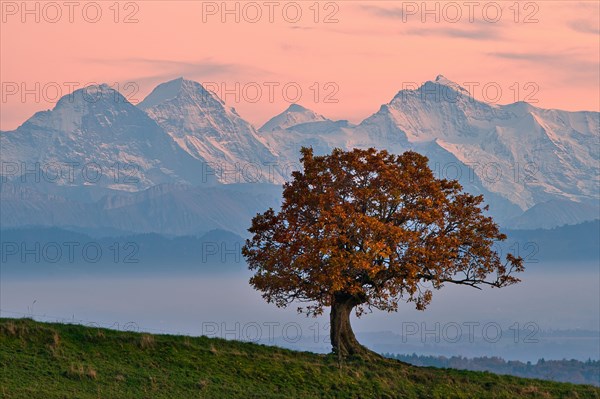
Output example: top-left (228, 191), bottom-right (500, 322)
top-left (360, 5), bottom-right (503, 41)
top-left (488, 50), bottom-right (598, 67)
top-left (568, 19), bottom-right (600, 35)
top-left (404, 26), bottom-right (501, 40)
top-left (488, 51), bottom-right (599, 86)
top-left (489, 52), bottom-right (558, 62)
top-left (319, 26), bottom-right (394, 36)
top-left (80, 57), bottom-right (271, 78)
top-left (73, 58), bottom-right (275, 104)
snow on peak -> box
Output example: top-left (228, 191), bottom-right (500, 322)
top-left (390, 75), bottom-right (474, 107)
top-left (24, 82), bottom-right (138, 134)
top-left (54, 83), bottom-right (127, 109)
top-left (434, 74), bottom-right (454, 85)
top-left (138, 78), bottom-right (282, 183)
top-left (84, 83), bottom-right (113, 93)
top-left (138, 78), bottom-right (184, 108)
top-left (431, 75), bottom-right (472, 95)
top-left (286, 103), bottom-right (308, 112)
top-left (259, 103), bottom-right (328, 132)
top-left (138, 78), bottom-right (220, 110)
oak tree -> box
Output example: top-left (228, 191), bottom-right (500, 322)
top-left (242, 148), bottom-right (524, 358)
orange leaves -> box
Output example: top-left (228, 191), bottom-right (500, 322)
top-left (242, 147), bottom-right (524, 316)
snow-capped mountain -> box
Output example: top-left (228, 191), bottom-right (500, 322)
top-left (259, 103), bottom-right (328, 132)
top-left (379, 75), bottom-right (598, 209)
top-left (0, 84), bottom-right (212, 194)
top-left (258, 117), bottom-right (355, 167)
top-left (1, 76), bottom-right (597, 231)
top-left (139, 78), bottom-right (283, 184)
top-left (260, 75), bottom-right (599, 227)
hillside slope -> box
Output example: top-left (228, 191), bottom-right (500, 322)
top-left (1, 318), bottom-right (598, 398)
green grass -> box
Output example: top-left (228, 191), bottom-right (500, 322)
top-left (1, 318), bottom-right (598, 398)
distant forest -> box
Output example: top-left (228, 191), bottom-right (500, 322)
top-left (386, 353), bottom-right (600, 386)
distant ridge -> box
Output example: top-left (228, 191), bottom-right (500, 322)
top-left (1, 75), bottom-right (598, 230)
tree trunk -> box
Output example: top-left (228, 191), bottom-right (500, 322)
top-left (330, 292), bottom-right (378, 358)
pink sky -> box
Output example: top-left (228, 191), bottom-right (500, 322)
top-left (1, 1), bottom-right (599, 131)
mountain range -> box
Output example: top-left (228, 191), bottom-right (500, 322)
top-left (1, 75), bottom-right (598, 235)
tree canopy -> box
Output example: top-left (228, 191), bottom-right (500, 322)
top-left (243, 147), bottom-right (524, 357)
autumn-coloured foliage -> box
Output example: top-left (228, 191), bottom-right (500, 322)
top-left (242, 147), bottom-right (524, 357)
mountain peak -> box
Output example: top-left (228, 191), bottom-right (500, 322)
top-left (434, 74), bottom-right (454, 85)
top-left (136, 78), bottom-right (282, 183)
top-left (431, 74), bottom-right (469, 93)
top-left (55, 83), bottom-right (124, 106)
top-left (259, 104), bottom-right (327, 132)
top-left (65, 82), bottom-right (114, 92)
top-left (391, 75), bottom-right (472, 104)
top-left (286, 103), bottom-right (308, 112)
top-left (138, 78), bottom-right (219, 110)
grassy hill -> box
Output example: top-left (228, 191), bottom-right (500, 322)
top-left (1, 318), bottom-right (598, 398)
